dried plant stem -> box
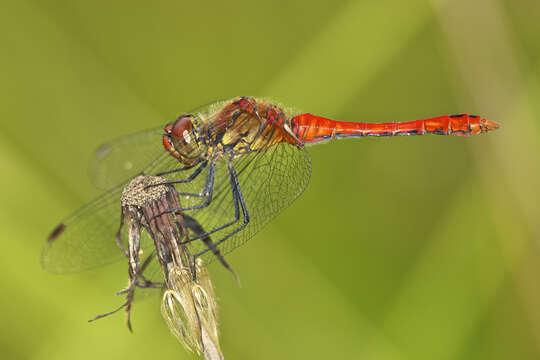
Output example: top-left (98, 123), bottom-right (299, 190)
top-left (117, 175), bottom-right (224, 359)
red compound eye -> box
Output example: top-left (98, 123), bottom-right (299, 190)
top-left (170, 115), bottom-right (193, 143)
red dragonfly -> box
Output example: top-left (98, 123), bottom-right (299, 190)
top-left (43, 97), bottom-right (499, 275)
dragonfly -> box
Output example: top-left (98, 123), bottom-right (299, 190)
top-left (43, 96), bottom-right (500, 278)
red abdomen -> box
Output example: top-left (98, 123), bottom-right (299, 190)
top-left (291, 113), bottom-right (499, 144)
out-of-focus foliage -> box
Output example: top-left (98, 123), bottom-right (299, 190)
top-left (1, 0), bottom-right (539, 359)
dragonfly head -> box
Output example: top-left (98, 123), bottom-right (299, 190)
top-left (163, 114), bottom-right (202, 166)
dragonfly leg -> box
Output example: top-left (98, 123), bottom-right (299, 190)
top-left (146, 159), bottom-right (208, 190)
top-left (191, 157), bottom-right (250, 263)
top-left (181, 214), bottom-right (238, 281)
top-left (178, 160), bottom-right (215, 211)
top-left (149, 160), bottom-right (216, 221)
top-left (180, 172), bottom-right (240, 245)
top-left (180, 155), bottom-right (245, 242)
top-left (155, 161), bottom-right (201, 177)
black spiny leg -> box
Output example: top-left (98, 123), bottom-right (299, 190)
top-left (152, 160), bottom-right (216, 222)
top-left (191, 156), bottom-right (250, 262)
top-left (182, 155), bottom-right (245, 242)
top-left (148, 159), bottom-right (208, 190)
top-left (182, 214), bottom-right (238, 281)
top-left (178, 160), bottom-right (216, 211)
top-left (155, 161), bottom-right (200, 177)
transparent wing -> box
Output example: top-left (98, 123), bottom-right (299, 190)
top-left (42, 183), bottom-right (155, 273)
top-left (91, 126), bottom-right (166, 189)
top-left (144, 142), bottom-right (312, 264)
top-left (42, 185), bottom-right (125, 273)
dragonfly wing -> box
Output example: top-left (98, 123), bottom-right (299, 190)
top-left (91, 127), bottom-right (166, 189)
top-left (42, 185), bottom-right (125, 273)
top-left (47, 131), bottom-right (188, 274)
top-left (42, 183), bottom-right (155, 273)
top-left (145, 143), bottom-right (311, 264)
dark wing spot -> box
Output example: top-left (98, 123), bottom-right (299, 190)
top-left (450, 114), bottom-right (465, 118)
top-left (47, 223), bottom-right (66, 243)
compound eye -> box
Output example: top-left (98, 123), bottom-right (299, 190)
top-left (170, 115), bottom-right (194, 144)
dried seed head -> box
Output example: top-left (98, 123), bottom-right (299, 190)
top-left (195, 258), bottom-right (219, 324)
top-left (121, 175), bottom-right (170, 207)
top-left (161, 288), bottom-right (201, 352)
top-left (120, 175), bottom-right (223, 359)
top-left (161, 261), bottom-right (222, 359)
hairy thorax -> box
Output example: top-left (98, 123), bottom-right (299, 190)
top-left (203, 102), bottom-right (293, 157)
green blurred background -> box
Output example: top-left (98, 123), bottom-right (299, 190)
top-left (2, 0), bottom-right (540, 359)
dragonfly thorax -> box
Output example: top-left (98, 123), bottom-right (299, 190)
top-left (163, 114), bottom-right (202, 166)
